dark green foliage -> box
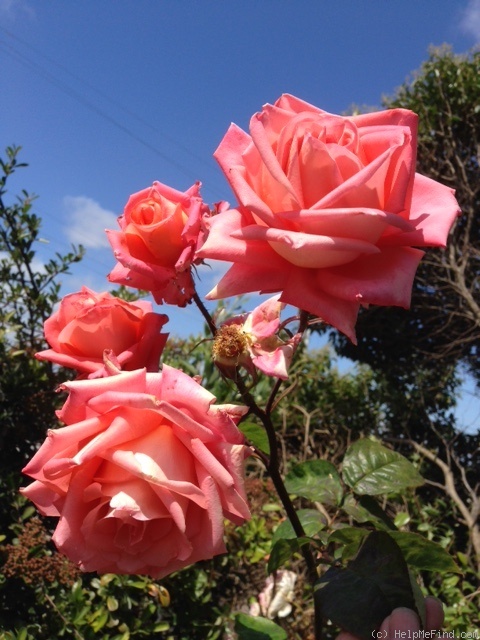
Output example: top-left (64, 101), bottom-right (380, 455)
top-left (0, 146), bottom-right (84, 637)
top-left (0, 146), bottom-right (84, 475)
top-left (315, 532), bottom-right (417, 640)
top-left (0, 147), bottom-right (84, 534)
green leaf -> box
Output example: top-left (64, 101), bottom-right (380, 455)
top-left (272, 509), bottom-right (325, 545)
top-left (394, 512), bottom-right (411, 528)
top-left (21, 505), bottom-right (36, 521)
top-left (328, 526), bottom-right (368, 560)
top-left (239, 421), bottom-right (270, 454)
top-left (342, 494), bottom-right (396, 531)
top-left (315, 531), bottom-right (417, 640)
top-left (268, 539), bottom-right (296, 575)
top-left (234, 613), bottom-right (287, 639)
top-left (409, 571), bottom-right (427, 628)
top-left (285, 460), bottom-right (343, 505)
top-left (342, 439), bottom-right (424, 495)
top-left (262, 503), bottom-right (282, 512)
top-left (90, 607), bottom-right (109, 632)
top-left (267, 537), bottom-right (311, 574)
top-left (389, 531), bottom-right (461, 573)
top-left (457, 551), bottom-right (469, 568)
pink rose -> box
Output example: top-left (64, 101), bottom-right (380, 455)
top-left (35, 286), bottom-right (168, 377)
top-left (197, 94), bottom-right (460, 342)
top-left (21, 366), bottom-right (250, 578)
top-left (107, 181), bottom-right (209, 306)
top-left (213, 295), bottom-right (300, 379)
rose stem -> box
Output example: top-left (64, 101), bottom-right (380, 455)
top-left (238, 308), bottom-right (323, 639)
top-left (235, 375), bottom-right (318, 581)
top-left (191, 296), bottom-right (322, 637)
top-left (192, 291), bottom-right (217, 337)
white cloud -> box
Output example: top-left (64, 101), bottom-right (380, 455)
top-left (0, 0), bottom-right (35, 20)
top-left (63, 196), bottom-right (118, 249)
top-left (459, 0), bottom-right (480, 41)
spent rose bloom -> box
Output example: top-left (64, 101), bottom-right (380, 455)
top-left (249, 570), bottom-right (298, 619)
top-left (107, 181), bottom-right (209, 306)
top-left (212, 295), bottom-right (299, 380)
top-left (21, 366), bottom-right (250, 578)
top-left (35, 286), bottom-right (168, 377)
top-left (197, 94), bottom-right (461, 342)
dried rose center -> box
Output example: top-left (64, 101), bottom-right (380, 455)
top-left (212, 325), bottom-right (248, 361)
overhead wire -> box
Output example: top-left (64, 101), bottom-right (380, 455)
top-left (0, 26), bottom-right (223, 181)
top-left (0, 30), bottom-right (227, 199)
top-left (0, 27), bottom-right (230, 288)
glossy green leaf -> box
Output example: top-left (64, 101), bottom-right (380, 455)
top-left (315, 531), bottom-right (417, 640)
top-left (389, 531), bottom-right (461, 573)
top-left (239, 421), bottom-right (270, 454)
top-left (343, 439), bottom-right (424, 495)
top-left (285, 460), bottom-right (343, 505)
top-left (272, 509), bottom-right (325, 545)
top-left (234, 613), bottom-right (287, 639)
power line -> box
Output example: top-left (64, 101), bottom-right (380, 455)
top-left (0, 27), bottom-right (231, 289)
top-left (0, 26), bottom-right (221, 178)
top-left (0, 33), bottom-right (226, 199)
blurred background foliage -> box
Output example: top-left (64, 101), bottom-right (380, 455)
top-left (1, 47), bottom-right (479, 639)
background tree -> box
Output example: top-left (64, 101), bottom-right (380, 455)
top-left (328, 48), bottom-right (479, 389)
top-left (318, 47), bottom-right (480, 576)
top-left (0, 146), bottom-right (86, 635)
top-left (0, 146), bottom-right (84, 482)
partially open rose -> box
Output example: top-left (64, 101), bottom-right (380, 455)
top-left (21, 366), bottom-right (250, 578)
top-left (107, 181), bottom-right (209, 306)
top-left (197, 94), bottom-right (460, 341)
top-left (35, 286), bottom-right (168, 377)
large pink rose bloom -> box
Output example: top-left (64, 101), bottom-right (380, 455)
top-left (197, 94), bottom-right (460, 342)
top-left (21, 366), bottom-right (250, 578)
top-left (36, 286), bottom-right (168, 377)
top-left (107, 181), bottom-right (209, 306)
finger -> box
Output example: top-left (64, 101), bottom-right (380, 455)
top-left (388, 607), bottom-right (421, 634)
top-left (336, 632), bottom-right (360, 640)
top-left (425, 597), bottom-right (444, 631)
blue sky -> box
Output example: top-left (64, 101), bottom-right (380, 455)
top-left (1, 0), bottom-right (479, 431)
